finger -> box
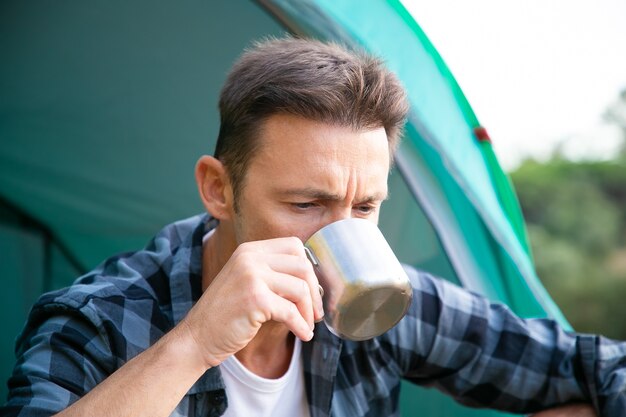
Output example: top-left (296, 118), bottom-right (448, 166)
top-left (304, 257), bottom-right (325, 321)
top-left (297, 255), bottom-right (324, 321)
top-left (265, 272), bottom-right (314, 330)
top-left (240, 236), bottom-right (306, 257)
top-left (263, 253), bottom-right (324, 321)
top-left (237, 239), bottom-right (324, 320)
top-left (262, 291), bottom-right (314, 342)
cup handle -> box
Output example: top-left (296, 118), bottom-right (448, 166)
top-left (303, 246), bottom-right (319, 267)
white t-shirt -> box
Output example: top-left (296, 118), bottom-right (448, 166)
top-left (220, 338), bottom-right (311, 417)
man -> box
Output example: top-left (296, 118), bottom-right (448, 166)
top-left (2, 37), bottom-right (624, 417)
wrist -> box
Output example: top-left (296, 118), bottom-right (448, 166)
top-left (170, 320), bottom-right (221, 370)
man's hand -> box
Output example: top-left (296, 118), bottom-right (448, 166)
top-left (532, 403), bottom-right (597, 417)
top-left (179, 237), bottom-right (325, 368)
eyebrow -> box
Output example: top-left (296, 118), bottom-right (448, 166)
top-left (276, 187), bottom-right (389, 202)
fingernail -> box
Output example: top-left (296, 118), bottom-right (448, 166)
top-left (318, 284), bottom-right (324, 297)
top-left (317, 285), bottom-right (325, 316)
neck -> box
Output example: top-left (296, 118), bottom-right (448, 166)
top-left (201, 222), bottom-right (237, 291)
top-left (201, 222), bottom-right (295, 378)
top-left (237, 325), bottom-right (295, 378)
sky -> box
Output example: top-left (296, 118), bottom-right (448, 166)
top-left (401, 0), bottom-right (626, 170)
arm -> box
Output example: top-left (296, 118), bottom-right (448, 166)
top-left (4, 238), bottom-right (323, 417)
top-left (51, 320), bottom-right (206, 417)
top-left (394, 268), bottom-right (626, 416)
top-left (532, 404), bottom-right (597, 417)
top-left (3, 305), bottom-right (211, 417)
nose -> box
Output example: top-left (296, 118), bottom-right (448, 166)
top-left (304, 207), bottom-right (354, 243)
top-left (324, 207), bottom-right (354, 227)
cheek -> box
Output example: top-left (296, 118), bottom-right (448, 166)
top-left (260, 210), bottom-right (328, 243)
top-left (239, 211), bottom-right (306, 242)
top-left (236, 196), bottom-right (335, 243)
top-left (272, 218), bottom-right (320, 242)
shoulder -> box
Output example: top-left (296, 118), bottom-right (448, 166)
top-left (21, 268), bottom-right (167, 364)
top-left (20, 213), bottom-right (213, 360)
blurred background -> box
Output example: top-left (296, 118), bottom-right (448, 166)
top-left (1, 2), bottom-right (624, 414)
top-left (404, 0), bottom-right (626, 338)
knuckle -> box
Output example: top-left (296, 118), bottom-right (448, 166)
top-left (239, 241), bottom-right (254, 250)
top-left (247, 283), bottom-right (267, 309)
top-left (238, 242), bottom-right (254, 255)
top-left (299, 279), bottom-right (311, 297)
top-left (288, 236), bottom-right (301, 245)
top-left (248, 280), bottom-right (265, 299)
top-left (286, 303), bottom-right (300, 321)
top-left (287, 236), bottom-right (304, 252)
top-left (232, 243), bottom-right (246, 256)
top-left (238, 267), bottom-right (261, 291)
top-left (235, 250), bottom-right (257, 270)
top-left (303, 262), bottom-right (316, 279)
top-left (235, 241), bottom-right (257, 257)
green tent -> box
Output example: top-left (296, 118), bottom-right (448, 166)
top-left (0, 0), bottom-right (569, 415)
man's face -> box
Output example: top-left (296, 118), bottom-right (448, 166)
top-left (229, 113), bottom-right (390, 244)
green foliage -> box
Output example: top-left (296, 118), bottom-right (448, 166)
top-left (511, 157), bottom-right (626, 339)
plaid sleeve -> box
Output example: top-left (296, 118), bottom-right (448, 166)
top-left (389, 268), bottom-right (626, 416)
top-left (2, 313), bottom-right (114, 417)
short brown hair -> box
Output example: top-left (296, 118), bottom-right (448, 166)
top-left (214, 37), bottom-right (409, 204)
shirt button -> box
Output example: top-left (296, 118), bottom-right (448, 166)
top-left (195, 393), bottom-right (204, 400)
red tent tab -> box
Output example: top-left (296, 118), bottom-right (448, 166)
top-left (474, 126), bottom-right (491, 143)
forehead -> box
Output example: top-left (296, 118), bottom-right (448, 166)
top-left (241, 114), bottom-right (391, 199)
top-left (253, 114), bottom-right (390, 171)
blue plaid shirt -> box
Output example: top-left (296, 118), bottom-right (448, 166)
top-left (3, 214), bottom-right (626, 416)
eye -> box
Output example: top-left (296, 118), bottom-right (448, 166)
top-left (354, 205), bottom-right (375, 215)
top-left (292, 202), bottom-right (317, 210)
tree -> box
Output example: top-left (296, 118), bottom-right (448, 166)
top-left (511, 89), bottom-right (626, 338)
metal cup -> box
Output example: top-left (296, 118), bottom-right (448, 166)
top-left (304, 218), bottom-right (413, 341)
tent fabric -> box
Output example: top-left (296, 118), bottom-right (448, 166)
top-left (1, 1), bottom-right (567, 415)
top-left (300, 0), bottom-right (567, 322)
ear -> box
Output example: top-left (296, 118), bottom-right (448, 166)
top-left (194, 155), bottom-right (234, 220)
